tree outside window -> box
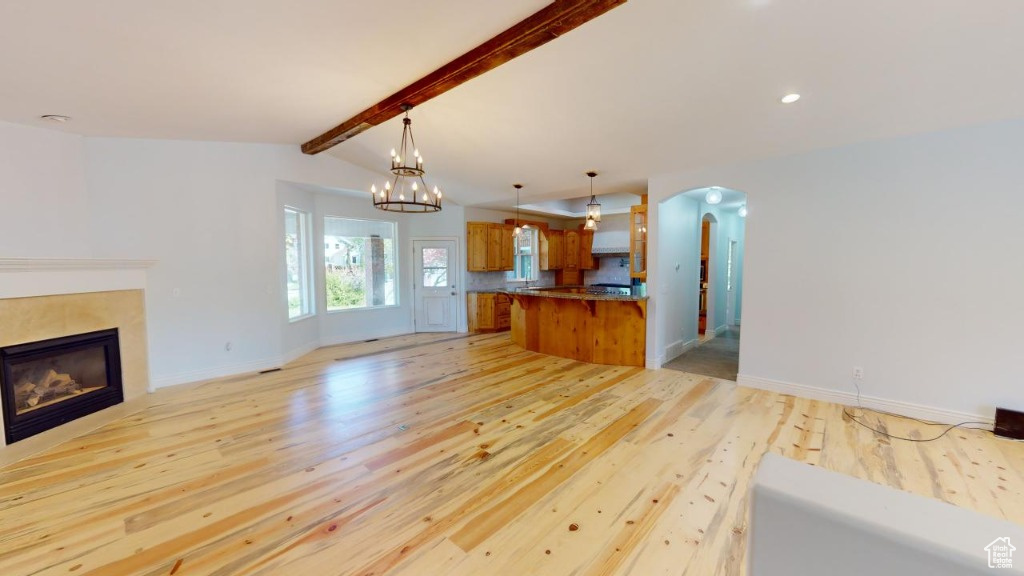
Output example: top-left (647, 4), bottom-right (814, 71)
top-left (324, 217), bottom-right (398, 310)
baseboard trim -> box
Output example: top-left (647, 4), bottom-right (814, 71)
top-left (319, 328), bottom-right (411, 348)
top-left (659, 338), bottom-right (698, 367)
top-left (151, 357), bottom-right (283, 390)
top-left (151, 330), bottom-right (418, 390)
top-left (736, 374), bottom-right (994, 427)
top-left (282, 341), bottom-right (319, 365)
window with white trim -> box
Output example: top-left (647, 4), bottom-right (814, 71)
top-left (507, 227), bottom-right (538, 282)
top-left (324, 216), bottom-right (398, 310)
top-left (284, 207), bottom-right (313, 320)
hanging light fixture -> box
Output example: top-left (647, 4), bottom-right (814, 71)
top-left (513, 183), bottom-right (526, 236)
top-left (370, 104), bottom-right (442, 213)
top-left (705, 186), bottom-right (723, 205)
top-left (584, 171), bottom-right (601, 230)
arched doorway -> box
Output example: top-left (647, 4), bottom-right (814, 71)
top-left (658, 186), bottom-right (746, 380)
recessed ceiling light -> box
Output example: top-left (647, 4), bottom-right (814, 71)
top-left (780, 93), bottom-right (801, 104)
top-left (705, 188), bottom-right (723, 205)
top-left (40, 114), bottom-right (71, 123)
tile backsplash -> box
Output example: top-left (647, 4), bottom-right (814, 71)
top-left (466, 256), bottom-right (630, 290)
top-left (467, 270), bottom-right (556, 290)
top-left (583, 255), bottom-right (631, 286)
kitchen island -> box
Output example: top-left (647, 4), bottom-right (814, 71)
top-left (507, 286), bottom-right (647, 367)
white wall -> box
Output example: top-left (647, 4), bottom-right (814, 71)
top-left (83, 137), bottom-right (388, 387)
top-left (0, 122), bottom-right (92, 257)
top-left (648, 193), bottom-right (701, 367)
top-left (650, 120), bottom-right (1024, 422)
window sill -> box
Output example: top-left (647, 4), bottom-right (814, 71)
top-left (326, 304), bottom-right (400, 314)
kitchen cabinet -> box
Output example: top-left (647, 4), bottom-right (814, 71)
top-left (467, 222), bottom-right (488, 271)
top-left (540, 229), bottom-right (564, 270)
top-left (564, 230), bottom-right (580, 270)
top-left (629, 204), bottom-right (648, 280)
top-left (541, 227), bottom-right (594, 281)
top-left (467, 292), bottom-right (511, 332)
top-left (467, 221), bottom-right (513, 272)
top-left (486, 224), bottom-right (501, 271)
top-left (579, 229), bottom-right (596, 270)
top-left (510, 289), bottom-right (646, 366)
top-left (500, 224), bottom-right (515, 271)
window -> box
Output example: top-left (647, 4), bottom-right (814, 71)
top-left (284, 207), bottom-right (313, 320)
top-left (421, 248), bottom-right (449, 287)
top-left (324, 217), bottom-right (398, 310)
top-left (507, 227), bottom-right (538, 282)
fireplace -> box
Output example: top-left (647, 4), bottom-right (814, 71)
top-left (1, 328), bottom-right (124, 444)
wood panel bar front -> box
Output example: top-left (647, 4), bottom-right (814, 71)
top-left (510, 292), bottom-right (646, 366)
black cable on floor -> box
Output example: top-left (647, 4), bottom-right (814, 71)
top-left (845, 380), bottom-right (991, 442)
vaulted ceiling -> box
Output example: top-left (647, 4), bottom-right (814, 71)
top-left (3, 0), bottom-right (1023, 209)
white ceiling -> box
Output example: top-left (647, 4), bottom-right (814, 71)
top-left (3, 0), bottom-right (1024, 214)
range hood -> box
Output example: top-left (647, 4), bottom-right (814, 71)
top-left (590, 214), bottom-right (631, 255)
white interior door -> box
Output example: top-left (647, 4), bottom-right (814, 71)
top-left (413, 239), bottom-right (457, 332)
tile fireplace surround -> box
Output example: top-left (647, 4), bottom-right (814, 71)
top-left (0, 258), bottom-right (153, 462)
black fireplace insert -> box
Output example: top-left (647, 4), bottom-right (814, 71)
top-left (1, 328), bottom-right (124, 444)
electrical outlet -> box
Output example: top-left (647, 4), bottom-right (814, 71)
top-left (852, 366), bottom-right (864, 380)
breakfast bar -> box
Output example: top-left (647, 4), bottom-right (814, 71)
top-left (507, 286), bottom-right (647, 367)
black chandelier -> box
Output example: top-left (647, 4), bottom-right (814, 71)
top-left (371, 104), bottom-right (442, 213)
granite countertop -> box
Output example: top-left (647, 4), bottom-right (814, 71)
top-left (505, 286), bottom-right (648, 302)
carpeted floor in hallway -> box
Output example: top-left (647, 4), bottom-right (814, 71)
top-left (662, 326), bottom-right (740, 381)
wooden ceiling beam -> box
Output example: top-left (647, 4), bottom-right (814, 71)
top-left (301, 0), bottom-right (627, 155)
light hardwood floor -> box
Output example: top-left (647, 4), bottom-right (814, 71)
top-left (1, 333), bottom-right (1021, 575)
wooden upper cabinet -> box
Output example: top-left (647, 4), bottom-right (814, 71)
top-left (486, 224), bottom-right (501, 271)
top-left (467, 221), bottom-right (514, 272)
top-left (551, 231), bottom-right (564, 269)
top-left (467, 222), bottom-right (489, 272)
top-left (564, 230), bottom-right (580, 270)
top-left (500, 224), bottom-right (515, 271)
top-left (579, 229), bottom-right (596, 270)
top-left (541, 229), bottom-right (564, 270)
top-left (629, 204), bottom-right (648, 280)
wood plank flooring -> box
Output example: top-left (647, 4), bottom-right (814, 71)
top-left (0, 333), bottom-right (1021, 575)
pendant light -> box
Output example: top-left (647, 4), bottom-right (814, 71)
top-left (513, 184), bottom-right (525, 236)
top-left (585, 171), bottom-right (601, 230)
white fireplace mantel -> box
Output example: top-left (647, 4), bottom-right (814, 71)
top-left (0, 258), bottom-right (157, 300)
